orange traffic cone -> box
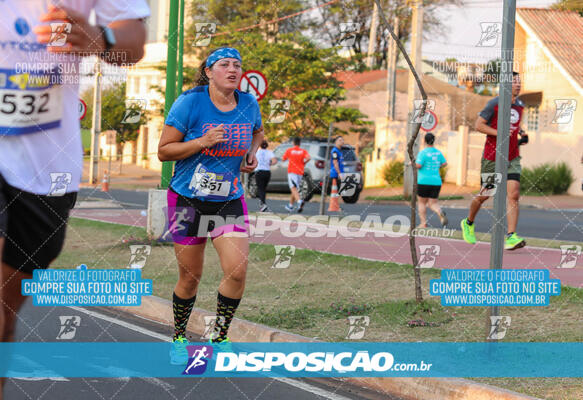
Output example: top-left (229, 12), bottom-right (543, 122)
top-left (101, 170), bottom-right (109, 192)
top-left (328, 178), bottom-right (341, 212)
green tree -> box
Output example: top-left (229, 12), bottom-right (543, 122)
top-left (189, 0), bottom-right (461, 69)
top-left (551, 0), bottom-right (583, 16)
top-left (480, 57), bottom-right (501, 95)
top-left (192, 32), bottom-right (371, 140)
top-left (152, 0), bottom-right (304, 112)
top-left (190, 0), bottom-right (304, 41)
top-left (307, 0), bottom-right (462, 68)
top-left (81, 82), bottom-right (147, 144)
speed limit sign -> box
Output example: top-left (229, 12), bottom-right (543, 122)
top-left (420, 110), bottom-right (438, 131)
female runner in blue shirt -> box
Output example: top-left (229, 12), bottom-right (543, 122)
top-left (158, 47), bottom-right (264, 364)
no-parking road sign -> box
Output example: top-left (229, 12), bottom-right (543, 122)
top-left (420, 110), bottom-right (438, 131)
top-left (238, 70), bottom-right (268, 101)
top-left (79, 99), bottom-right (87, 120)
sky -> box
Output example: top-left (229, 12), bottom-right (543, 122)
top-left (422, 0), bottom-right (559, 62)
top-left (84, 0), bottom-right (562, 91)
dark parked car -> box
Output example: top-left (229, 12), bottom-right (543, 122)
top-left (246, 138), bottom-right (364, 204)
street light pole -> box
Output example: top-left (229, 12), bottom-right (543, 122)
top-left (367, 2), bottom-right (379, 68)
top-left (386, 16), bottom-right (398, 121)
top-left (89, 59), bottom-right (102, 185)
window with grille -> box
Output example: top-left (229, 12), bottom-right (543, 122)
top-left (527, 106), bottom-right (539, 132)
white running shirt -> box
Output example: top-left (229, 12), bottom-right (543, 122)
top-left (256, 148), bottom-right (274, 171)
top-left (0, 0), bottom-right (150, 194)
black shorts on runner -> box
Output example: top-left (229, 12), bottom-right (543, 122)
top-left (0, 174), bottom-right (77, 274)
top-left (166, 187), bottom-right (249, 245)
top-left (417, 184), bottom-right (441, 199)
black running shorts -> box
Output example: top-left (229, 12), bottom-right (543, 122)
top-left (166, 187), bottom-right (249, 245)
top-left (417, 184), bottom-right (441, 199)
top-left (0, 174), bottom-right (77, 274)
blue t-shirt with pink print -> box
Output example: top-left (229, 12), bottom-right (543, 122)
top-left (165, 85), bottom-right (262, 201)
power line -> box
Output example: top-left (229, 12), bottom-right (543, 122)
top-left (463, 0), bottom-right (554, 4)
top-left (212, 0), bottom-right (340, 37)
top-left (445, 0), bottom-right (555, 7)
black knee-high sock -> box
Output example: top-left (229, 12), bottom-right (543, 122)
top-left (173, 292), bottom-right (196, 341)
top-left (213, 292), bottom-right (241, 342)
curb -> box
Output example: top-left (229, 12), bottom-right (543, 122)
top-left (119, 295), bottom-right (539, 400)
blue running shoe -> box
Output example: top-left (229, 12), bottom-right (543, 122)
top-left (170, 336), bottom-right (190, 365)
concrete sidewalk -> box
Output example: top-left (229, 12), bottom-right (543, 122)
top-left (81, 159), bottom-right (161, 190)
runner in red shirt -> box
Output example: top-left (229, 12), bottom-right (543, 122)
top-left (282, 137), bottom-right (310, 212)
top-left (461, 72), bottom-right (529, 250)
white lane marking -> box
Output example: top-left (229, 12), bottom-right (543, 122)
top-left (68, 306), bottom-right (171, 342)
top-left (71, 307), bottom-right (354, 399)
top-left (140, 377), bottom-right (177, 392)
top-left (69, 215), bottom-right (141, 227)
top-left (12, 377), bottom-right (69, 382)
top-left (9, 354), bottom-right (69, 382)
top-left (275, 378), bottom-right (354, 400)
top-left (108, 376), bottom-right (175, 392)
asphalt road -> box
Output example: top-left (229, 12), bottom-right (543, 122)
top-left (78, 188), bottom-right (583, 242)
top-left (4, 301), bottom-right (400, 400)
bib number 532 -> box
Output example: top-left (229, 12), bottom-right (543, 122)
top-left (1, 92), bottom-right (50, 115)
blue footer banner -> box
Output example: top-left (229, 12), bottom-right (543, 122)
top-left (2, 342), bottom-right (583, 378)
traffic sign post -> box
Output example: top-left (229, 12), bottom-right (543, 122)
top-left (105, 131), bottom-right (116, 146)
top-left (238, 70), bottom-right (268, 101)
top-left (106, 131), bottom-right (116, 188)
top-left (237, 70), bottom-right (267, 192)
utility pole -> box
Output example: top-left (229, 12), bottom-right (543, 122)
top-left (367, 2), bottom-right (379, 68)
top-left (404, 0), bottom-right (423, 198)
top-left (89, 59), bottom-right (102, 185)
top-left (488, 0), bottom-right (517, 342)
top-left (386, 16), bottom-right (399, 121)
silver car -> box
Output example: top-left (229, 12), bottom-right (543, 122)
top-left (246, 138), bottom-right (364, 204)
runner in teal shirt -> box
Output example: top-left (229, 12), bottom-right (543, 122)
top-left (415, 133), bottom-right (448, 228)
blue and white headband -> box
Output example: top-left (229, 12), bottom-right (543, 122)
top-left (206, 47), bottom-right (242, 68)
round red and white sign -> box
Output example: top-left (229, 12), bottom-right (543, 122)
top-left (420, 110), bottom-right (438, 131)
top-left (79, 99), bottom-right (87, 121)
top-left (238, 70), bottom-right (268, 101)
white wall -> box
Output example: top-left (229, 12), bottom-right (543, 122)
top-left (365, 118), bottom-right (454, 187)
top-left (144, 0), bottom-right (170, 43)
